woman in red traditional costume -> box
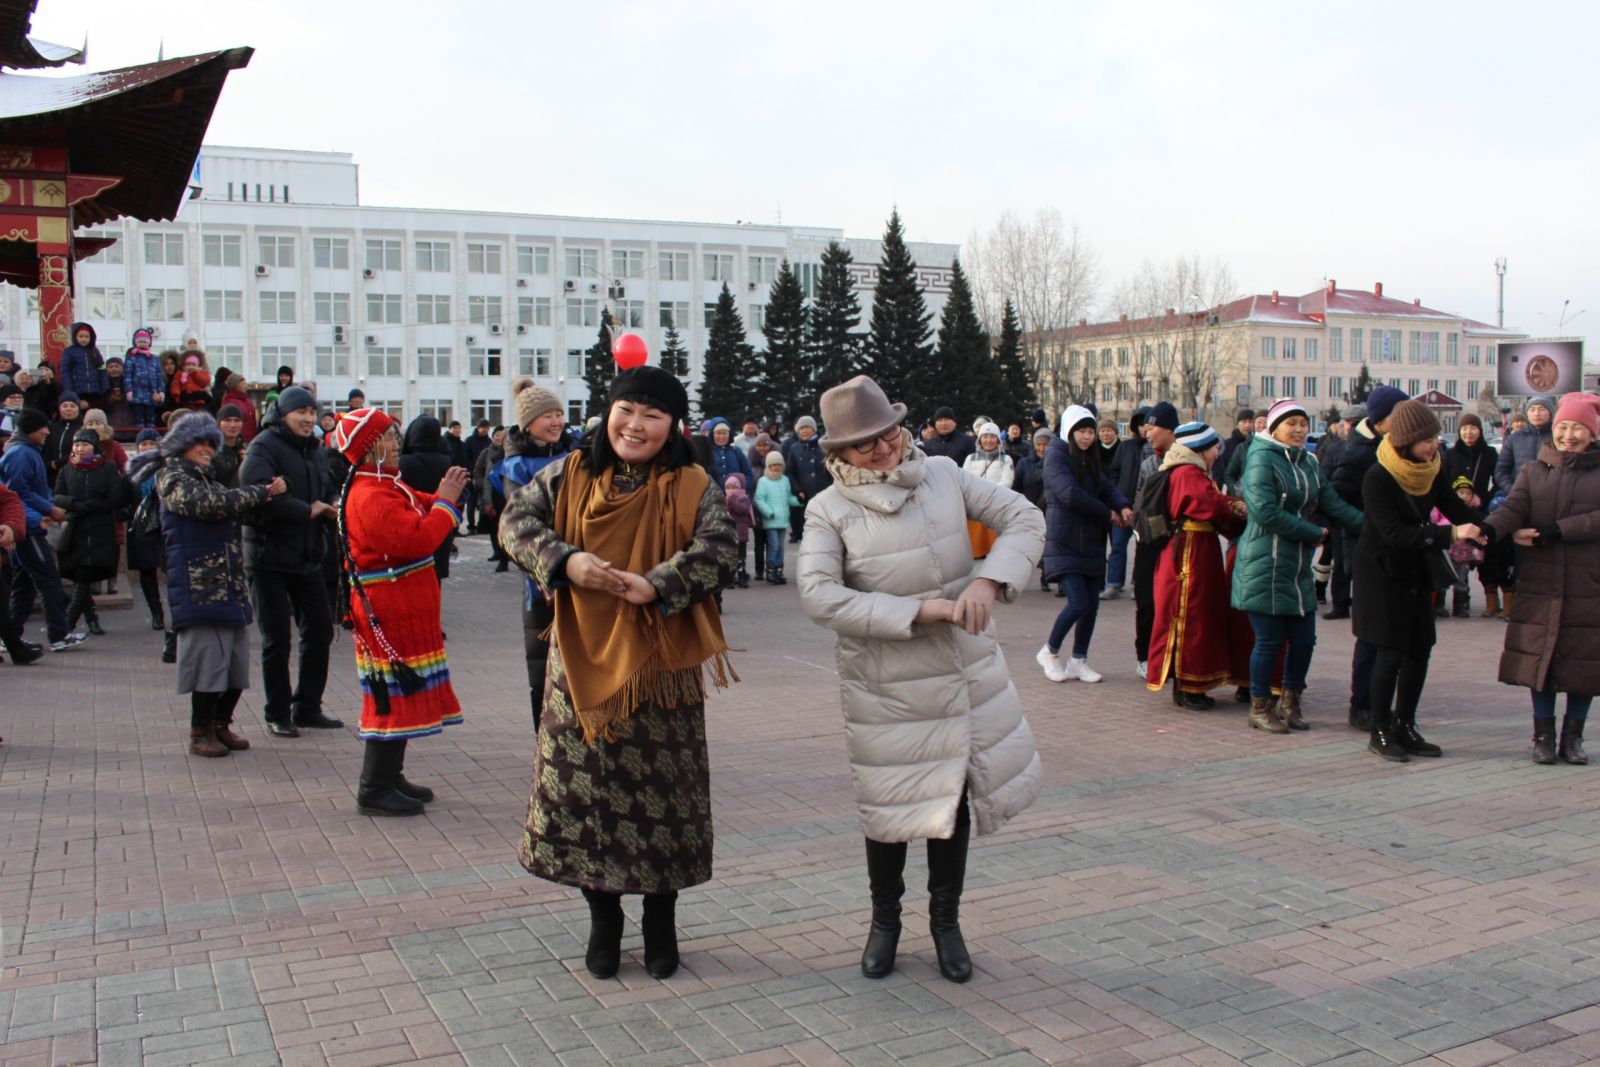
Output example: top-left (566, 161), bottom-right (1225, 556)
top-left (330, 408), bottom-right (469, 817)
top-left (1146, 421), bottom-right (1250, 709)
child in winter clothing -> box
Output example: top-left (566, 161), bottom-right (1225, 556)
top-left (754, 450), bottom-right (801, 585)
top-left (173, 350), bottom-right (213, 412)
top-left (1430, 475), bottom-right (1484, 618)
top-left (723, 474), bottom-right (755, 588)
top-left (124, 328), bottom-right (164, 427)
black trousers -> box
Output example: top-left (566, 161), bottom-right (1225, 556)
top-left (250, 567), bottom-right (333, 724)
top-left (0, 555), bottom-right (29, 654)
top-left (523, 596), bottom-right (555, 727)
top-left (1133, 542), bottom-right (1157, 663)
top-left (1371, 644), bottom-right (1430, 721)
top-left (1329, 527), bottom-right (1351, 611)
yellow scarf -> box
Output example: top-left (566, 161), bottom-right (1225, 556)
top-left (552, 456), bottom-right (734, 742)
top-left (1377, 436), bottom-right (1440, 496)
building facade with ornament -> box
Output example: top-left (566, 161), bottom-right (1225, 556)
top-left (1032, 281), bottom-right (1526, 434)
top-left (1, 145), bottom-right (960, 426)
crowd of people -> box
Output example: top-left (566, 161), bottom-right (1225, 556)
top-left (4, 317), bottom-right (1598, 983)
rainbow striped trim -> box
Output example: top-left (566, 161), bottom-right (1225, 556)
top-left (432, 499), bottom-right (462, 523)
top-left (355, 555), bottom-right (435, 585)
top-left (356, 713), bottom-right (464, 741)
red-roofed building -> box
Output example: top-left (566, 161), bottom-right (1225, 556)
top-left (1028, 281), bottom-right (1525, 432)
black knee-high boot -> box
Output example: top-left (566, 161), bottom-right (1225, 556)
top-left (926, 801), bottom-right (973, 982)
top-left (391, 738), bottom-right (433, 802)
top-left (581, 888), bottom-right (625, 978)
top-left (357, 739), bottom-right (424, 816)
top-left (641, 891), bottom-right (680, 979)
top-left (862, 838), bottom-right (908, 978)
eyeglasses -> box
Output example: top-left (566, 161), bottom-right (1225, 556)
top-left (849, 427), bottom-right (902, 456)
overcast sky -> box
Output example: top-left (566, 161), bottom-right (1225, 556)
top-left (32, 0), bottom-right (1600, 349)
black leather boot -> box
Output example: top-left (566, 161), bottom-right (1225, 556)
top-left (1172, 680), bottom-right (1214, 710)
top-left (1367, 708), bottom-right (1410, 762)
top-left (162, 629), bottom-right (177, 664)
top-left (641, 891), bottom-right (680, 979)
top-left (581, 888), bottom-right (625, 978)
top-left (1451, 590), bottom-right (1471, 618)
top-left (84, 607), bottom-right (106, 636)
top-left (1395, 705), bottom-right (1441, 757)
top-left (1533, 720), bottom-right (1557, 764)
top-left (1348, 698), bottom-right (1372, 732)
top-left (926, 806), bottom-right (973, 983)
top-left (386, 738), bottom-right (433, 801)
top-left (1559, 716), bottom-right (1588, 765)
top-left (861, 838), bottom-right (907, 978)
top-left (357, 740), bottom-right (424, 816)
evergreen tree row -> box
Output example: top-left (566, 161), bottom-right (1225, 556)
top-left (689, 211), bottom-right (1037, 429)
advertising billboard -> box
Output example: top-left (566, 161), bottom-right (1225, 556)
top-left (1497, 339), bottom-right (1584, 397)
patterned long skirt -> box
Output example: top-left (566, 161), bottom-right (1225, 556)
top-left (351, 558), bottom-right (463, 741)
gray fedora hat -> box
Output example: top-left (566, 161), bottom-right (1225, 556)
top-left (818, 375), bottom-right (907, 451)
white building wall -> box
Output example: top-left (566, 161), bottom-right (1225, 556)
top-left (7, 147), bottom-right (959, 425)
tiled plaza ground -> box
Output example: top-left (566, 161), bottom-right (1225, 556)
top-left (3, 537), bottom-right (1599, 1067)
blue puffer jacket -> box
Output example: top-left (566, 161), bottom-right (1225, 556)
top-left (706, 417), bottom-right (753, 492)
top-left (783, 434), bottom-right (829, 499)
top-left (1041, 437), bottom-right (1129, 580)
top-left (0, 438), bottom-right (52, 531)
top-left (158, 458), bottom-right (271, 629)
top-left (124, 350), bottom-right (165, 404)
top-left (491, 426), bottom-right (575, 608)
top-left (1495, 422), bottom-right (1553, 498)
top-left (59, 322), bottom-right (108, 397)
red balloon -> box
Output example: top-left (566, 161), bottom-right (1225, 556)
top-left (614, 333), bottom-right (649, 369)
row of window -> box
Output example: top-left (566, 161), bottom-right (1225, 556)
top-left (230, 343), bottom-right (633, 387)
top-left (1064, 335), bottom-right (1500, 371)
top-left (77, 287), bottom-right (752, 336)
top-left (1257, 376), bottom-right (1489, 402)
top-left (116, 232), bottom-right (785, 282)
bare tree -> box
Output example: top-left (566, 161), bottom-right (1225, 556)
top-left (1103, 254), bottom-right (1242, 419)
top-left (965, 209), bottom-right (1099, 413)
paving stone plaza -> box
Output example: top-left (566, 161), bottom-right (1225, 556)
top-left (3, 539), bottom-right (1599, 1067)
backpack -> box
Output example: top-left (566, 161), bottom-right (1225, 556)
top-left (1131, 467), bottom-right (1176, 549)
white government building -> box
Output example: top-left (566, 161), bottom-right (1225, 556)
top-left (8, 145), bottom-right (960, 426)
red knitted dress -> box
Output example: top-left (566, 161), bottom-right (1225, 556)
top-left (343, 466), bottom-right (463, 740)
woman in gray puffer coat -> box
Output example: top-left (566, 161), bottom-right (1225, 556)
top-left (798, 375), bottom-right (1044, 986)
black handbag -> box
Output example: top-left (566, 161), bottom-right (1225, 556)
top-left (1404, 491), bottom-right (1457, 592)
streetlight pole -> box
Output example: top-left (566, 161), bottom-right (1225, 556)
top-left (1495, 258), bottom-right (1507, 328)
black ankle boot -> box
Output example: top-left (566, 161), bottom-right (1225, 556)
top-left (1348, 698), bottom-right (1372, 732)
top-left (1395, 707), bottom-right (1441, 757)
top-left (926, 808), bottom-right (973, 982)
top-left (1559, 716), bottom-right (1588, 765)
top-left (1367, 709), bottom-right (1410, 762)
top-left (581, 888), bottom-right (625, 978)
top-left (861, 838), bottom-right (907, 978)
top-left (1534, 719), bottom-right (1558, 764)
top-left (357, 740), bottom-right (424, 816)
top-left (85, 611), bottom-right (105, 636)
top-left (641, 891), bottom-right (680, 979)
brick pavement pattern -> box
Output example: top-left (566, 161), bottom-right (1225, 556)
top-left (3, 538), bottom-right (1600, 1066)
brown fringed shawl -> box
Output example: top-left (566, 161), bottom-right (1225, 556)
top-left (552, 456), bottom-right (733, 741)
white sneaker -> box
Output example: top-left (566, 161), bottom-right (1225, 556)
top-left (50, 632), bottom-right (89, 652)
top-left (1136, 660), bottom-right (1148, 680)
top-left (1035, 645), bottom-right (1069, 682)
top-left (1066, 657), bottom-right (1103, 683)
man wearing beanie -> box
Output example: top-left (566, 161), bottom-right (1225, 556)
top-left (1130, 401), bottom-right (1180, 676)
top-left (1102, 407), bottom-right (1151, 599)
top-left (0, 408), bottom-right (84, 650)
top-left (1326, 384), bottom-right (1408, 725)
top-left (923, 406), bottom-right (975, 466)
top-left (44, 391), bottom-right (84, 480)
top-left (1220, 409), bottom-right (1254, 487)
top-left (1495, 394), bottom-right (1555, 495)
top-left (239, 386), bottom-right (341, 736)
top-left (782, 415), bottom-right (828, 544)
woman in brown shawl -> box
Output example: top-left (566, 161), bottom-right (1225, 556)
top-left (500, 365), bottom-right (739, 981)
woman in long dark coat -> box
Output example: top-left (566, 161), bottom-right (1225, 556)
top-left (1484, 393), bottom-right (1600, 765)
top-left (1353, 401), bottom-right (1483, 762)
top-left (399, 414), bottom-right (455, 580)
top-left (500, 366), bottom-right (738, 982)
top-left (54, 429), bottom-right (130, 634)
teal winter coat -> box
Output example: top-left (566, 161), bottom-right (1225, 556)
top-left (1231, 433), bottom-right (1365, 617)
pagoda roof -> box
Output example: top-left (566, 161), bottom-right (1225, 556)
top-left (0, 1), bottom-right (84, 70)
top-left (0, 46), bottom-right (253, 226)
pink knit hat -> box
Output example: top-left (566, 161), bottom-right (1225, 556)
top-left (1553, 393), bottom-right (1600, 438)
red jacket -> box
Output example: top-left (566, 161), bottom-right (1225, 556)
top-left (0, 482), bottom-right (24, 543)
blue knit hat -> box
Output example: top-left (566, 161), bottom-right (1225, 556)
top-left (1366, 385), bottom-right (1408, 425)
top-left (1174, 421), bottom-right (1220, 452)
top-left (135, 427), bottom-right (162, 445)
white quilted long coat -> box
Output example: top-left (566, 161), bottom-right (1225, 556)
top-left (798, 449), bottom-right (1045, 842)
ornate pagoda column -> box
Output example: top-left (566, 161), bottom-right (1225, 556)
top-left (0, 145), bottom-right (120, 366)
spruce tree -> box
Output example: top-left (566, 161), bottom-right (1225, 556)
top-left (863, 209), bottom-right (933, 417)
top-left (759, 260), bottom-right (809, 425)
top-left (660, 322), bottom-right (690, 379)
top-left (698, 283), bottom-right (755, 422)
top-left (932, 258), bottom-right (1001, 421)
top-left (994, 298), bottom-right (1037, 420)
top-left (808, 241), bottom-right (863, 407)
top-left (583, 308), bottom-right (615, 416)
top-left (1348, 364), bottom-right (1374, 403)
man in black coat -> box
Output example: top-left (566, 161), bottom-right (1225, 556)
top-left (239, 386), bottom-right (340, 736)
top-left (1223, 411), bottom-right (1266, 494)
top-left (1131, 402), bottom-right (1179, 673)
top-left (1328, 386), bottom-right (1407, 729)
top-left (921, 406), bottom-right (975, 466)
top-left (463, 419), bottom-right (493, 532)
top-left (1216, 409), bottom-right (1253, 486)
top-left (1318, 404), bottom-right (1360, 618)
top-left (400, 415), bottom-right (457, 578)
top-left (1102, 408), bottom-right (1149, 599)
